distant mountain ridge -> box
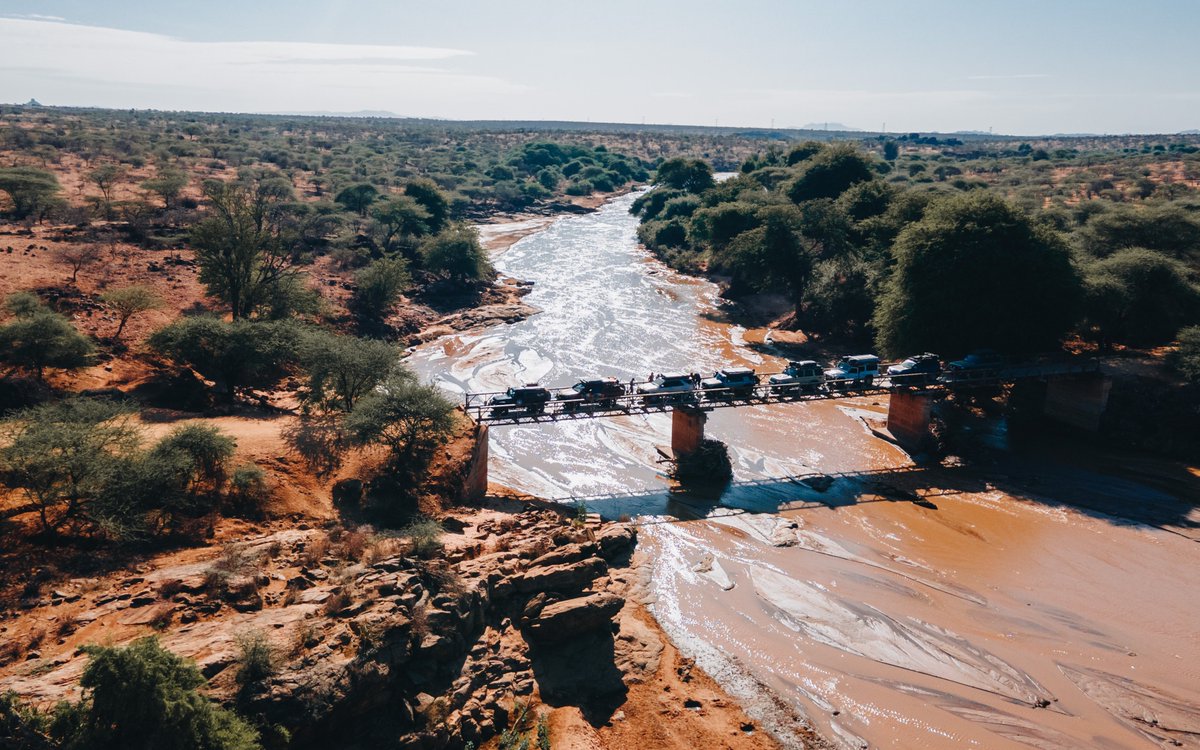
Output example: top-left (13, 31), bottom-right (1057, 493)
top-left (798, 122), bottom-right (862, 131)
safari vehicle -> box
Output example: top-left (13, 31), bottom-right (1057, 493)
top-left (824, 355), bottom-right (880, 389)
top-left (886, 353), bottom-right (941, 386)
top-left (555, 377), bottom-right (626, 411)
top-left (636, 372), bottom-right (697, 405)
top-left (768, 360), bottom-right (824, 394)
top-left (944, 349), bottom-right (1005, 381)
top-left (701, 367), bottom-right (760, 400)
top-left (487, 385), bottom-right (552, 417)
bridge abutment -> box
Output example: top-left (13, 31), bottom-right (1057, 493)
top-left (463, 422), bottom-right (489, 501)
top-left (886, 390), bottom-right (935, 452)
top-left (671, 406), bottom-right (707, 456)
top-left (1043, 374), bottom-right (1111, 432)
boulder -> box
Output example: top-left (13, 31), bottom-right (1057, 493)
top-left (596, 525), bottom-right (636, 560)
top-left (514, 557), bottom-right (606, 596)
top-left (529, 542), bottom-right (598, 569)
top-left (524, 593), bottom-right (624, 644)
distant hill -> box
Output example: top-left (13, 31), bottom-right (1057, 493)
top-left (274, 109), bottom-right (403, 118)
top-left (1179, 129), bottom-right (1200, 135)
top-left (798, 122), bottom-right (862, 132)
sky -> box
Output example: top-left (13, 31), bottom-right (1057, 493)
top-left (1, 0), bottom-right (1198, 135)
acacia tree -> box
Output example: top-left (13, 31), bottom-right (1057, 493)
top-left (88, 164), bottom-right (125, 218)
top-left (142, 168), bottom-right (189, 209)
top-left (0, 294), bottom-right (94, 381)
top-left (100, 285), bottom-right (162, 340)
top-left (191, 177), bottom-right (300, 320)
top-left (874, 192), bottom-right (1082, 357)
top-left (0, 400), bottom-right (140, 537)
top-left (0, 166), bottom-right (61, 220)
top-left (55, 244), bottom-right (103, 284)
top-left (370, 195), bottom-right (430, 259)
top-left (344, 370), bottom-right (456, 466)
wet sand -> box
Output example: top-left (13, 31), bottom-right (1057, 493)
top-left (411, 192), bottom-right (1200, 749)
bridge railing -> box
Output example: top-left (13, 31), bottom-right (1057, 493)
top-left (462, 357), bottom-right (1101, 425)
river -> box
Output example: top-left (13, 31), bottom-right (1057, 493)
top-left (408, 192), bottom-right (1200, 749)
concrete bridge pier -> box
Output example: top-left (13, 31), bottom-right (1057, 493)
top-left (886, 390), bottom-right (936, 452)
top-left (463, 423), bottom-right (489, 501)
top-left (1043, 374), bottom-right (1112, 432)
top-left (671, 406), bottom-right (708, 456)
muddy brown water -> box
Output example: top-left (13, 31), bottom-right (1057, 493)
top-left (409, 192), bottom-right (1200, 749)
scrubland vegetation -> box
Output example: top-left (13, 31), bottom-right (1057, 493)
top-left (634, 136), bottom-right (1200, 362)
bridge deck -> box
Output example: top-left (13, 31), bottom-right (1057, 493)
top-left (463, 360), bottom-right (1101, 425)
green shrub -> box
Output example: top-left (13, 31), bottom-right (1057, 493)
top-left (299, 329), bottom-right (398, 411)
top-left (0, 294), bottom-right (94, 381)
top-left (235, 630), bottom-right (275, 689)
top-left (228, 464), bottom-right (270, 511)
top-left (420, 226), bottom-right (493, 283)
top-left (402, 516), bottom-right (444, 559)
top-left (149, 317), bottom-right (301, 403)
top-left (51, 637), bottom-right (261, 750)
top-left (350, 258), bottom-right (410, 321)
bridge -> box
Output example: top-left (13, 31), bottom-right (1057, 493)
top-left (458, 359), bottom-right (1111, 501)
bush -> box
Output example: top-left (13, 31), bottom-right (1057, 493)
top-left (51, 637), bottom-right (260, 750)
top-left (344, 370), bottom-right (457, 468)
top-left (350, 258), bottom-right (410, 322)
top-left (420, 226), bottom-right (493, 283)
top-left (149, 317), bottom-right (301, 402)
top-left (225, 464), bottom-right (270, 514)
top-left (235, 630), bottom-right (275, 689)
top-left (402, 516), bottom-right (444, 559)
top-left (299, 329), bottom-right (398, 411)
top-left (154, 424), bottom-right (237, 493)
top-left (0, 294), bottom-right (94, 381)
top-left (0, 399), bottom-right (141, 538)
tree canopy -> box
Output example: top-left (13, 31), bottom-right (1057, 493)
top-left (874, 192), bottom-right (1082, 357)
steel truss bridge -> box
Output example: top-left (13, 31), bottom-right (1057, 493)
top-left (462, 359), bottom-right (1102, 425)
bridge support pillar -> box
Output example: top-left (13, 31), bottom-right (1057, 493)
top-left (671, 406), bottom-right (707, 456)
top-left (1043, 374), bottom-right (1111, 432)
top-left (463, 423), bottom-right (489, 502)
top-left (887, 390), bottom-right (935, 452)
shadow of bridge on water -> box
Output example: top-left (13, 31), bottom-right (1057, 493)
top-left (534, 459), bottom-right (1200, 540)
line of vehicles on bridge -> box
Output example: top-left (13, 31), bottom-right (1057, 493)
top-left (482, 350), bottom-right (1011, 418)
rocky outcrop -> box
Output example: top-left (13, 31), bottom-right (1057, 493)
top-left (525, 592), bottom-right (623, 644)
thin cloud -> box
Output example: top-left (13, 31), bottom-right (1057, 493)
top-left (0, 18), bottom-right (526, 114)
top-left (965, 73), bottom-right (1051, 80)
top-left (9, 13), bottom-right (66, 21)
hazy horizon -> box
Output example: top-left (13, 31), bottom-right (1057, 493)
top-left (2, 0), bottom-right (1198, 136)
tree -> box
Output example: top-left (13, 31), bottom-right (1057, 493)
top-left (101, 285), bottom-right (163, 340)
top-left (87, 164), bottom-right (125, 217)
top-left (874, 192), bottom-right (1082, 357)
top-left (787, 145), bottom-right (875, 203)
top-left (1076, 204), bottom-right (1200, 261)
top-left (55, 245), bottom-right (104, 284)
top-left (370, 195), bottom-right (431, 258)
top-left (1081, 249), bottom-right (1200, 347)
top-left (334, 183), bottom-right (379, 217)
top-left (350, 258), bottom-right (410, 321)
top-left (0, 166), bottom-right (62, 220)
top-left (148, 317), bottom-right (300, 402)
top-left (0, 399), bottom-right (140, 537)
top-left (726, 207), bottom-right (812, 306)
top-left (420, 226), bottom-right (493, 283)
top-left (142, 168), bottom-right (189, 209)
top-left (0, 297), bottom-right (95, 381)
top-left (882, 141), bottom-right (900, 161)
top-left (404, 180), bottom-right (450, 233)
top-left (344, 370), bottom-right (457, 465)
top-left (654, 158), bottom-right (714, 193)
top-left (191, 177), bottom-right (300, 320)
top-left (53, 638), bottom-right (260, 750)
top-left (299, 329), bottom-right (398, 411)
top-left (785, 141), bottom-right (825, 166)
